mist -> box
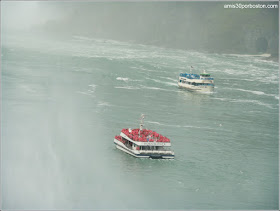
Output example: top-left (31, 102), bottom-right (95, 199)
top-left (1, 1), bottom-right (279, 57)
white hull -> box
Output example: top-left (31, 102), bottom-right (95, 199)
top-left (114, 139), bottom-right (174, 159)
top-left (178, 82), bottom-right (214, 92)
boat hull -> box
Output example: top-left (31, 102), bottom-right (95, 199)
top-left (178, 82), bottom-right (214, 92)
top-left (114, 139), bottom-right (175, 159)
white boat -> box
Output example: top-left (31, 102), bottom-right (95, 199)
top-left (178, 69), bottom-right (214, 92)
top-left (114, 114), bottom-right (175, 159)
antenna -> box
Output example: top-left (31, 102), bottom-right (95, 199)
top-left (139, 114), bottom-right (145, 131)
top-left (190, 66), bottom-right (193, 74)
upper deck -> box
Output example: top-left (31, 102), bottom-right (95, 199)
top-left (179, 73), bottom-right (214, 81)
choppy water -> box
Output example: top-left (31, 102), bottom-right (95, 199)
top-left (1, 34), bottom-right (279, 209)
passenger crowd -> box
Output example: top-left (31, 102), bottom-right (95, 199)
top-left (120, 128), bottom-right (170, 142)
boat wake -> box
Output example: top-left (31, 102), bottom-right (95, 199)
top-left (146, 78), bottom-right (178, 87)
top-left (159, 76), bottom-right (178, 82)
top-left (115, 85), bottom-right (180, 93)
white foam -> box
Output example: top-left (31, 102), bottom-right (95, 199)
top-left (116, 77), bottom-right (129, 81)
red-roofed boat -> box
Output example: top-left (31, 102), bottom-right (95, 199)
top-left (114, 114), bottom-right (175, 159)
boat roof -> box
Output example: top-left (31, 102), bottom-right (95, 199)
top-left (120, 128), bottom-right (171, 146)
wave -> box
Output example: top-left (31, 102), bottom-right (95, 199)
top-left (116, 77), bottom-right (141, 82)
top-left (145, 121), bottom-right (220, 131)
top-left (221, 75), bottom-right (278, 85)
top-left (115, 84), bottom-right (181, 93)
top-left (77, 84), bottom-right (97, 96)
top-left (146, 121), bottom-right (162, 125)
top-left (142, 86), bottom-right (161, 90)
top-left (88, 84), bottom-right (97, 92)
top-left (223, 88), bottom-right (278, 99)
top-left (141, 85), bottom-right (179, 92)
top-left (212, 97), bottom-right (228, 101)
top-left (76, 91), bottom-right (94, 96)
top-left (115, 86), bottom-right (140, 90)
top-left (212, 97), bottom-right (275, 109)
top-left (72, 35), bottom-right (132, 47)
top-left (116, 77), bottom-right (129, 82)
top-left (97, 101), bottom-right (111, 106)
top-left (137, 67), bottom-right (157, 72)
top-left (226, 53), bottom-right (271, 58)
top-left (235, 88), bottom-right (275, 97)
top-left (231, 99), bottom-right (275, 109)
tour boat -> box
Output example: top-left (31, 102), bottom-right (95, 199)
top-left (178, 68), bottom-right (214, 92)
top-left (114, 115), bottom-right (175, 159)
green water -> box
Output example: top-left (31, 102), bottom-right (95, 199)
top-left (1, 34), bottom-right (279, 209)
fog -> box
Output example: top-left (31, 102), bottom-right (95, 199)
top-left (2, 1), bottom-right (52, 31)
top-left (1, 1), bottom-right (278, 56)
